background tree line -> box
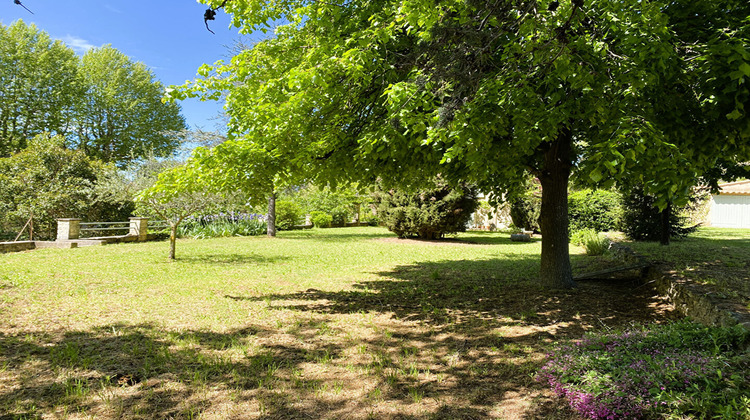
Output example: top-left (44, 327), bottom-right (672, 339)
top-left (0, 20), bottom-right (187, 240)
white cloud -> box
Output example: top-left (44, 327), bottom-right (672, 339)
top-left (59, 35), bottom-right (97, 54)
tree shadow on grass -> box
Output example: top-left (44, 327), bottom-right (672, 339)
top-left (222, 256), bottom-right (677, 418)
top-left (0, 323), bottom-right (352, 419)
top-left (279, 228), bottom-right (395, 242)
top-left (174, 253), bottom-right (292, 265)
top-left (1, 255), bottom-right (677, 419)
top-left (627, 232), bottom-right (750, 304)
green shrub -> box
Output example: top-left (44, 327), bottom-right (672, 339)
top-left (621, 185), bottom-right (698, 241)
top-left (329, 205), bottom-right (350, 226)
top-left (374, 179), bottom-right (478, 240)
top-left (568, 189), bottom-right (622, 232)
top-left (310, 211), bottom-right (333, 228)
top-left (571, 228), bottom-right (610, 256)
top-left (275, 200), bottom-right (303, 230)
top-left (0, 134), bottom-right (132, 240)
top-left (538, 321), bottom-right (750, 419)
top-left (510, 195), bottom-right (541, 233)
top-left (360, 211), bottom-right (378, 226)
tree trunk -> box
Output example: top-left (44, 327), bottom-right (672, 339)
top-left (169, 224), bottom-right (177, 260)
top-left (267, 192), bottom-right (277, 237)
top-left (538, 131), bottom-right (576, 289)
top-left (660, 202), bottom-right (671, 246)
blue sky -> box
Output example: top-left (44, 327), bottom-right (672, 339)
top-left (1, 0), bottom-right (257, 131)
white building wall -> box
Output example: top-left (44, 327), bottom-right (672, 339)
top-left (709, 195), bottom-right (750, 228)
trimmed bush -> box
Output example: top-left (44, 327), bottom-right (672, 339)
top-left (275, 200), bottom-right (303, 230)
top-left (329, 205), bottom-right (350, 226)
top-left (310, 211), bottom-right (333, 228)
top-left (374, 179), bottom-right (478, 240)
top-left (568, 189), bottom-right (622, 232)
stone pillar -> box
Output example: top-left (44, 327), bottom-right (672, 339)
top-left (129, 217), bottom-right (149, 241)
top-left (353, 203), bottom-right (361, 223)
top-left (56, 218), bottom-right (81, 241)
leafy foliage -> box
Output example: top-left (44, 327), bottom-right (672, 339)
top-left (374, 180), bottom-right (478, 240)
top-left (309, 211), bottom-right (333, 228)
top-left (570, 229), bottom-right (610, 256)
top-left (292, 184), bottom-right (362, 226)
top-left (0, 21), bottom-right (186, 164)
top-left (538, 321), bottom-right (750, 419)
top-left (137, 163), bottom-right (219, 259)
top-left (179, 212), bottom-right (267, 238)
top-left (568, 189), bottom-right (622, 233)
top-left (509, 179), bottom-right (542, 233)
top-left (275, 200), bottom-right (303, 230)
top-left (0, 20), bottom-right (79, 156)
top-left (73, 46), bottom-right (186, 166)
top-left (621, 186), bottom-right (698, 241)
top-left (0, 134), bottom-right (131, 240)
top-left (177, 0), bottom-right (750, 287)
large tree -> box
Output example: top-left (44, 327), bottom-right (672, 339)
top-left (174, 0), bottom-right (750, 288)
top-left (74, 46), bottom-right (187, 166)
top-left (0, 20), bottom-right (79, 156)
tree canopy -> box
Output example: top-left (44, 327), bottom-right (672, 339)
top-left (0, 134), bottom-right (130, 240)
top-left (0, 20), bottom-right (79, 156)
top-left (73, 46), bottom-right (186, 166)
top-left (0, 20), bottom-right (187, 165)
top-left (174, 0), bottom-right (750, 288)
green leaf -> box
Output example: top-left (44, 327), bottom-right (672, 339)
top-left (727, 109), bottom-right (743, 120)
top-left (589, 168), bottom-right (604, 183)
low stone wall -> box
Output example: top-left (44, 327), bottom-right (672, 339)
top-left (0, 241), bottom-right (35, 253)
top-left (644, 265), bottom-right (750, 331)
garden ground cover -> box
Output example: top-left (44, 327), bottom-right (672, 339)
top-left (0, 227), bottom-right (685, 419)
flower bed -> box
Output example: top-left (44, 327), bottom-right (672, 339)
top-left (538, 321), bottom-right (750, 419)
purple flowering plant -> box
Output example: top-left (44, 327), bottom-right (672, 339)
top-left (538, 320), bottom-right (750, 419)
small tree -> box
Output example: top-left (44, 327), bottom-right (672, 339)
top-left (621, 185), bottom-right (698, 243)
top-left (374, 179), bottom-right (478, 240)
top-left (136, 164), bottom-right (216, 260)
top-left (189, 139), bottom-right (308, 237)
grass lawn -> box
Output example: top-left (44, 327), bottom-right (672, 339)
top-left (627, 227), bottom-right (750, 309)
top-left (1, 227), bottom-right (680, 419)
